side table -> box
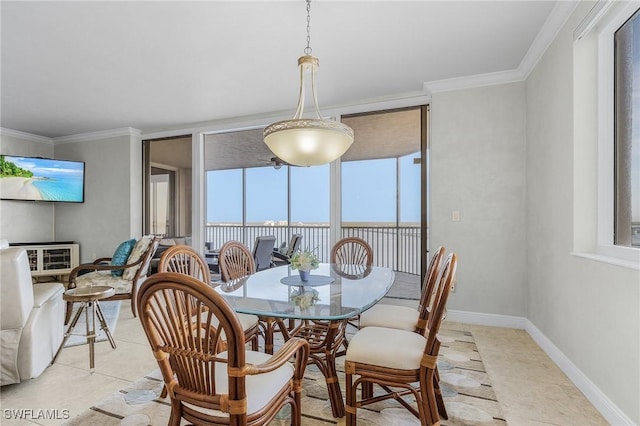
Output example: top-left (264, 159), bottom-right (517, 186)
top-left (53, 285), bottom-right (117, 370)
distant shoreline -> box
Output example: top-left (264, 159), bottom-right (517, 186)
top-left (0, 176), bottom-right (43, 200)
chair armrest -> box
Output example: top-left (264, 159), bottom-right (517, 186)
top-left (245, 337), bottom-right (309, 376)
top-left (68, 255), bottom-right (147, 287)
top-left (93, 257), bottom-right (112, 264)
top-left (272, 251), bottom-right (290, 262)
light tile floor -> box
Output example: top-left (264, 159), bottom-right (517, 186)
top-left (1, 274), bottom-right (607, 426)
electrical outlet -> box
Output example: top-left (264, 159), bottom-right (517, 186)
top-left (452, 210), bottom-right (461, 222)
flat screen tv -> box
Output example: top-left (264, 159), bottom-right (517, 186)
top-left (0, 155), bottom-right (85, 203)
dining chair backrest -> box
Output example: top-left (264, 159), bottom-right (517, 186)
top-left (252, 235), bottom-right (276, 271)
top-left (415, 246), bottom-right (445, 335)
top-left (331, 237), bottom-right (372, 266)
top-left (219, 241), bottom-right (255, 282)
top-left (138, 272), bottom-right (310, 426)
top-left (424, 253), bottom-right (457, 354)
top-left (158, 245), bottom-right (211, 283)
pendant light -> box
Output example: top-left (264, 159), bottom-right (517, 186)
top-left (264, 0), bottom-right (354, 167)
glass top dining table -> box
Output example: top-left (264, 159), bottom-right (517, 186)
top-left (214, 263), bottom-right (395, 418)
top-left (215, 263), bottom-right (395, 321)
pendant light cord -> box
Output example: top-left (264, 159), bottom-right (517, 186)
top-left (304, 0), bottom-right (312, 55)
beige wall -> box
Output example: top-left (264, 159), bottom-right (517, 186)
top-left (54, 133), bottom-right (142, 262)
top-left (0, 132), bottom-right (55, 242)
top-left (526, 2), bottom-right (639, 423)
top-left (430, 82), bottom-right (528, 317)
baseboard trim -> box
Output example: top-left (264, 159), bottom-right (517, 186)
top-left (525, 319), bottom-right (635, 426)
top-left (448, 310), bottom-right (634, 424)
top-left (446, 309), bottom-right (527, 329)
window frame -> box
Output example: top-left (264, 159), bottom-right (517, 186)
top-left (596, 2), bottom-right (640, 264)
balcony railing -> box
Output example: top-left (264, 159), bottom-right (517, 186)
top-left (204, 224), bottom-right (421, 275)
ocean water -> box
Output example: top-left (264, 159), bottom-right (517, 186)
top-left (32, 173), bottom-right (84, 202)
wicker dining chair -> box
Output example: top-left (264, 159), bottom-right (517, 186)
top-left (344, 253), bottom-right (457, 426)
top-left (219, 241), bottom-right (256, 283)
top-left (330, 237), bottom-right (373, 334)
top-left (159, 245), bottom-right (261, 351)
top-left (330, 237), bottom-right (373, 279)
top-left (218, 240), bottom-right (289, 354)
top-left (357, 245), bottom-right (448, 418)
top-left (359, 246), bottom-right (445, 335)
top-left (137, 272), bottom-right (310, 426)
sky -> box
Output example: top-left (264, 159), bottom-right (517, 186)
top-left (206, 153), bottom-right (421, 225)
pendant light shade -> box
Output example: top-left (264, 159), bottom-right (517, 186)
top-left (264, 3), bottom-right (354, 167)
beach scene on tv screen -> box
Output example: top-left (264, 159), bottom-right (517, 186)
top-left (0, 155), bottom-right (84, 202)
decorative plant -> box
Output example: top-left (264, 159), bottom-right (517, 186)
top-left (290, 287), bottom-right (320, 310)
top-left (290, 248), bottom-right (320, 272)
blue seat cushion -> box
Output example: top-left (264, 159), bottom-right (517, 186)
top-left (111, 238), bottom-right (137, 277)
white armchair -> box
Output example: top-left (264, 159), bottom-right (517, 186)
top-left (0, 240), bottom-right (65, 385)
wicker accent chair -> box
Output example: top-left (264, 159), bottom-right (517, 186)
top-left (359, 246), bottom-right (445, 335)
top-left (65, 235), bottom-right (160, 322)
top-left (159, 245), bottom-right (261, 351)
top-left (344, 253), bottom-right (457, 426)
top-left (137, 272), bottom-right (310, 426)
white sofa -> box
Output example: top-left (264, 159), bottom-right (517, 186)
top-left (0, 240), bottom-right (65, 385)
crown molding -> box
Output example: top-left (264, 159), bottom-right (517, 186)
top-left (53, 127), bottom-right (141, 145)
top-left (424, 1), bottom-right (579, 94)
top-left (0, 127), bottom-right (53, 144)
top-left (423, 68), bottom-right (525, 94)
top-left (519, 0), bottom-right (579, 80)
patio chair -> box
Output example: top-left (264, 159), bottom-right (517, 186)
top-left (344, 252), bottom-right (457, 426)
top-left (137, 272), bottom-right (310, 426)
top-left (272, 233), bottom-right (302, 267)
top-left (65, 235), bottom-right (160, 321)
top-left (252, 235), bottom-right (276, 271)
top-left (159, 244), bottom-right (261, 351)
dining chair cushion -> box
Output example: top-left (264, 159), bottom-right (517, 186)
top-left (122, 235), bottom-right (153, 280)
top-left (181, 350), bottom-right (295, 417)
top-left (359, 304), bottom-right (419, 332)
top-left (346, 326), bottom-right (426, 370)
top-left (110, 238), bottom-right (137, 277)
top-left (74, 271), bottom-right (132, 294)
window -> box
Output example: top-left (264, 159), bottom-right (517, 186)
top-left (614, 9), bottom-right (639, 248)
top-left (587, 2), bottom-right (640, 267)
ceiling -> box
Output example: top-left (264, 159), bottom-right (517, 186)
top-left (1, 1), bottom-right (559, 139)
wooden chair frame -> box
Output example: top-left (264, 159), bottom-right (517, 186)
top-left (159, 244), bottom-right (261, 351)
top-left (345, 253), bottom-right (457, 426)
top-left (330, 237), bottom-right (373, 279)
top-left (65, 236), bottom-right (160, 321)
top-left (137, 273), bottom-right (310, 426)
top-left (219, 241), bottom-right (256, 283)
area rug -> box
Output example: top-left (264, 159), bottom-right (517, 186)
top-left (63, 328), bottom-right (506, 425)
top-left (63, 301), bottom-right (121, 347)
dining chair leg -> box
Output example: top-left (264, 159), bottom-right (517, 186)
top-left (434, 371), bottom-right (448, 420)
